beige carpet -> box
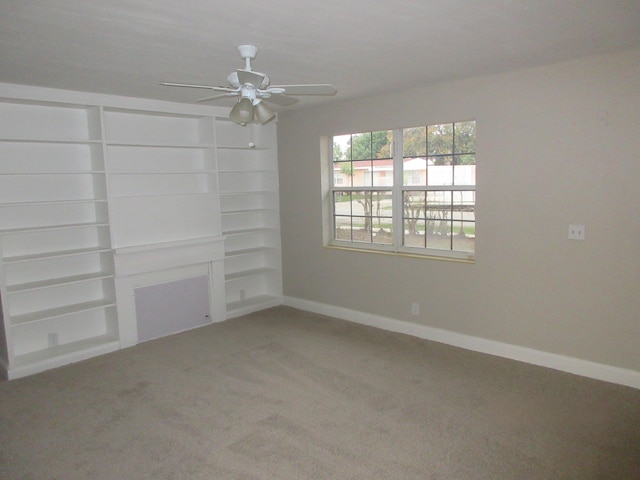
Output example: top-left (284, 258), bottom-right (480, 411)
top-left (1, 306), bottom-right (639, 479)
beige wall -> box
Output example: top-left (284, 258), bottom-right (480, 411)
top-left (277, 49), bottom-right (640, 372)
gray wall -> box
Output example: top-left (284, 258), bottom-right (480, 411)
top-left (277, 48), bottom-right (640, 372)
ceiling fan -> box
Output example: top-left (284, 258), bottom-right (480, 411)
top-left (160, 45), bottom-right (337, 126)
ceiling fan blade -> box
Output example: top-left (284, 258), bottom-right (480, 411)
top-left (160, 82), bottom-right (234, 93)
top-left (195, 92), bottom-right (239, 102)
top-left (236, 69), bottom-right (266, 87)
top-left (262, 93), bottom-right (300, 107)
top-left (269, 84), bottom-right (337, 96)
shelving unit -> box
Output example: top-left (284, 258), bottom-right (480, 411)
top-left (0, 85), bottom-right (282, 378)
top-left (103, 109), bottom-right (220, 248)
top-left (0, 100), bottom-right (118, 378)
top-left (216, 119), bottom-right (282, 317)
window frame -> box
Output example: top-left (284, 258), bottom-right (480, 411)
top-left (327, 122), bottom-right (476, 262)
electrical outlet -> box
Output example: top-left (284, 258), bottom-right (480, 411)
top-left (411, 302), bottom-right (420, 316)
top-left (568, 224), bottom-right (585, 240)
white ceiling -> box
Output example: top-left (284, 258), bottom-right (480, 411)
top-left (1, 0), bottom-right (640, 111)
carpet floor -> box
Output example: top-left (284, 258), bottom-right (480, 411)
top-left (1, 306), bottom-right (639, 479)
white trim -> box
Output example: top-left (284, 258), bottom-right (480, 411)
top-left (282, 296), bottom-right (640, 390)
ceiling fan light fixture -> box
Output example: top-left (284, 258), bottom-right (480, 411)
top-left (159, 45), bottom-right (336, 126)
top-left (230, 97), bottom-right (254, 125)
top-left (253, 100), bottom-right (275, 125)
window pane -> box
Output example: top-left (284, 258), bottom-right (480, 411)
top-left (403, 126), bottom-right (426, 157)
top-left (403, 157), bottom-right (426, 186)
top-left (403, 191), bottom-right (425, 219)
top-left (372, 130), bottom-right (393, 159)
top-left (372, 191), bottom-right (393, 218)
top-left (454, 121), bottom-right (476, 154)
top-left (428, 123), bottom-right (453, 155)
top-left (452, 221), bottom-right (475, 252)
top-left (334, 190), bottom-right (351, 213)
top-left (426, 219), bottom-right (452, 250)
top-left (334, 216), bottom-right (352, 240)
top-left (454, 162), bottom-right (475, 186)
top-left (351, 191), bottom-right (370, 217)
top-left (350, 132), bottom-right (371, 160)
top-left (372, 218), bottom-right (392, 244)
top-left (352, 216), bottom-right (370, 242)
top-left (428, 156), bottom-right (453, 186)
top-left (426, 191), bottom-right (452, 215)
top-left (349, 160), bottom-right (369, 187)
top-left (452, 191), bottom-right (475, 222)
top-left (404, 219), bottom-right (426, 247)
top-left (333, 134), bottom-right (351, 161)
top-left (333, 191), bottom-right (352, 240)
top-left (333, 191), bottom-right (351, 241)
top-left (372, 159), bottom-right (393, 186)
top-left (403, 191), bottom-right (426, 249)
top-left (333, 161), bottom-right (353, 187)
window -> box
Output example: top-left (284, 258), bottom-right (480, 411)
top-left (329, 121), bottom-right (476, 260)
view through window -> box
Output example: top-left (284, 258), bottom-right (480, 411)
top-left (330, 121), bottom-right (476, 260)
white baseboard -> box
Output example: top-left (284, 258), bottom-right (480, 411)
top-left (282, 296), bottom-right (640, 390)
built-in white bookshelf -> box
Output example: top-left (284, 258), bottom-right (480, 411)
top-left (103, 109), bottom-right (220, 248)
top-left (0, 100), bottom-right (118, 377)
top-left (216, 119), bottom-right (282, 317)
top-left (0, 86), bottom-right (282, 379)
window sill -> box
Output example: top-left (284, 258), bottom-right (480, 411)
top-left (325, 243), bottom-right (475, 264)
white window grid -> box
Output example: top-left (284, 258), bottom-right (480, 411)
top-left (330, 125), bottom-right (475, 261)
